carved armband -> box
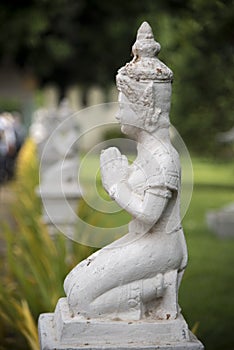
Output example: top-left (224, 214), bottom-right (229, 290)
top-left (146, 186), bottom-right (172, 199)
top-left (145, 169), bottom-right (179, 199)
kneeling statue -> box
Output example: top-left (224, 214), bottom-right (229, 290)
top-left (64, 21), bottom-right (188, 322)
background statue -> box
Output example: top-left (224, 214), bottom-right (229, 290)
top-left (64, 21), bottom-right (188, 322)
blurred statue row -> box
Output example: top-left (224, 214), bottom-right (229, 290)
top-left (30, 99), bottom-right (82, 236)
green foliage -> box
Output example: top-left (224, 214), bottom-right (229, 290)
top-left (0, 139), bottom-right (95, 350)
top-left (159, 0), bottom-right (234, 154)
top-left (0, 1), bottom-right (233, 154)
top-left (0, 98), bottom-right (22, 113)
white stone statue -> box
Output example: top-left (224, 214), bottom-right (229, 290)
top-left (64, 21), bottom-right (188, 322)
top-left (31, 98), bottom-right (79, 173)
top-left (39, 21), bottom-right (204, 350)
top-left (39, 99), bottom-right (80, 186)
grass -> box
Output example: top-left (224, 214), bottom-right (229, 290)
top-left (1, 142), bottom-right (234, 350)
top-left (179, 158), bottom-right (234, 350)
top-left (192, 156), bottom-right (234, 186)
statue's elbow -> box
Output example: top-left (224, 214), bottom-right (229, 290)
top-left (136, 206), bottom-right (164, 226)
top-left (137, 212), bottom-right (157, 226)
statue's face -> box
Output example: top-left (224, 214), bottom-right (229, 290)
top-left (116, 92), bottom-right (141, 137)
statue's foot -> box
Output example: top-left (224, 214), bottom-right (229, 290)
top-left (155, 270), bottom-right (179, 320)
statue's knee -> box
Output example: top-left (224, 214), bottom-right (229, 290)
top-left (68, 283), bottom-right (93, 315)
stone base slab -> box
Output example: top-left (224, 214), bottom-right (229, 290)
top-left (38, 298), bottom-right (204, 350)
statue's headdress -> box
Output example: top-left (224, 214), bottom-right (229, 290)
top-left (116, 22), bottom-right (173, 130)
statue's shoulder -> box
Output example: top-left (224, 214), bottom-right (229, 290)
top-left (147, 145), bottom-right (180, 191)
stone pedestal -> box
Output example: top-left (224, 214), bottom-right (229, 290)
top-left (38, 298), bottom-right (204, 350)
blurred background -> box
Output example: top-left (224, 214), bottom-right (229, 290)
top-left (0, 1), bottom-right (234, 350)
top-left (0, 0), bottom-right (233, 155)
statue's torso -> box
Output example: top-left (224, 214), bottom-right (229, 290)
top-left (128, 144), bottom-right (182, 235)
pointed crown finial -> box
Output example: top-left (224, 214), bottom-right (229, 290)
top-left (137, 22), bottom-right (154, 39)
top-left (116, 21), bottom-right (173, 85)
top-left (132, 21), bottom-right (161, 58)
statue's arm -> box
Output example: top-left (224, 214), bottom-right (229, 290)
top-left (100, 147), bottom-right (172, 226)
top-left (109, 182), bottom-right (170, 226)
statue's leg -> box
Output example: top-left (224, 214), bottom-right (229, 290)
top-left (66, 265), bottom-right (180, 320)
top-left (90, 279), bottom-right (142, 320)
top-left (64, 232), bottom-right (184, 319)
top-left (88, 274), bottom-right (166, 321)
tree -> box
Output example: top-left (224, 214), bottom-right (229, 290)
top-left (161, 0), bottom-right (234, 154)
top-left (0, 0), bottom-right (160, 97)
top-left (0, 0), bottom-right (233, 154)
